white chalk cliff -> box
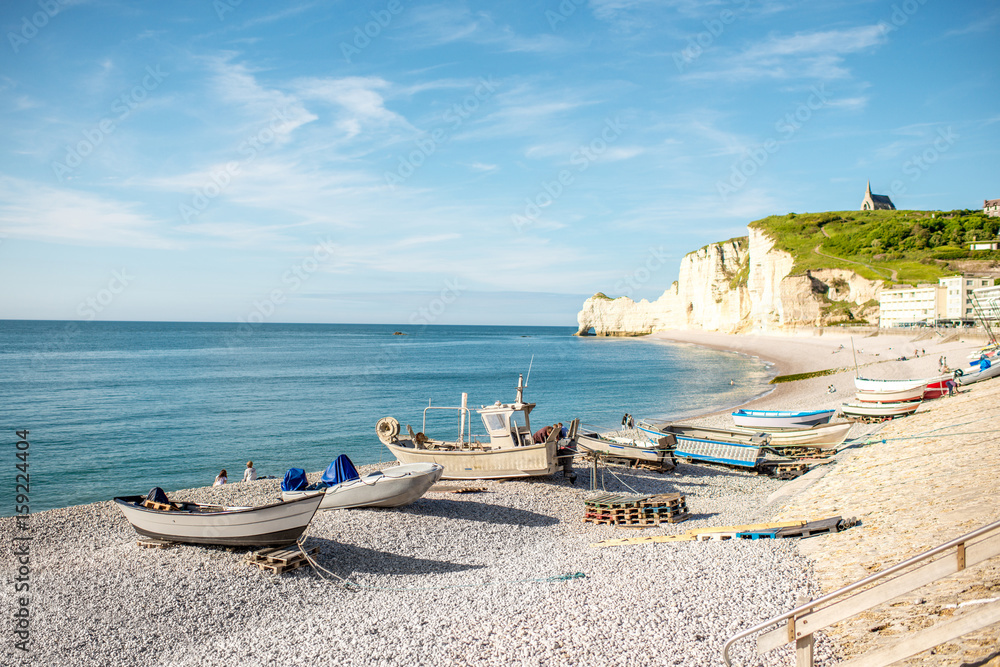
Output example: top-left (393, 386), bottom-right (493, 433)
top-left (577, 226), bottom-right (882, 335)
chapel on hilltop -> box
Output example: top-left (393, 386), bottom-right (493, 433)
top-left (860, 181), bottom-right (896, 211)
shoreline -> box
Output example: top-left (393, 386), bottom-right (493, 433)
top-left (6, 329), bottom-right (998, 665)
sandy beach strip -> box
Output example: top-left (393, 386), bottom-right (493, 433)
top-left (4, 328), bottom-right (999, 666)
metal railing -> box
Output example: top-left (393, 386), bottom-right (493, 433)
top-left (722, 518), bottom-right (1000, 666)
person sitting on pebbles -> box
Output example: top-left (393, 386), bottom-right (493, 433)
top-left (242, 460), bottom-right (257, 482)
top-left (213, 469), bottom-right (227, 486)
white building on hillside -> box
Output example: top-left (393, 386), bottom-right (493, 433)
top-left (972, 284), bottom-right (1000, 321)
top-left (939, 275), bottom-right (996, 319)
top-left (878, 284), bottom-right (946, 327)
top-left (879, 275), bottom-right (997, 327)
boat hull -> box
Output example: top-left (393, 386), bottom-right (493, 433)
top-left (113, 492), bottom-right (324, 547)
top-left (840, 401), bottom-right (921, 418)
top-left (731, 409), bottom-right (836, 428)
top-left (639, 423), bottom-right (765, 468)
top-left (854, 385), bottom-right (926, 402)
top-left (728, 421), bottom-right (852, 448)
top-left (282, 463), bottom-right (445, 509)
top-left (575, 433), bottom-right (674, 463)
top-left (384, 440), bottom-right (558, 479)
top-left (955, 363), bottom-right (1000, 386)
top-left (853, 378), bottom-right (928, 393)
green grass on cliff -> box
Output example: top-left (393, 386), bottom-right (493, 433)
top-left (750, 210), bottom-right (1000, 284)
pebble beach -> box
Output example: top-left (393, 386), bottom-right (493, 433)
top-left (5, 327), bottom-right (1000, 666)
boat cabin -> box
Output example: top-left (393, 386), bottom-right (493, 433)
top-left (478, 399), bottom-right (535, 449)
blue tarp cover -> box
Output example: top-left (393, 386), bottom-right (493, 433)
top-left (981, 357), bottom-right (992, 371)
top-left (281, 468), bottom-right (308, 492)
top-left (321, 454), bottom-right (360, 486)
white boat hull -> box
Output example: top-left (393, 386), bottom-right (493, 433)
top-left (113, 492), bottom-right (324, 547)
top-left (731, 409), bottom-right (836, 428)
top-left (282, 463), bottom-right (444, 509)
top-left (841, 401), bottom-right (921, 418)
top-left (729, 422), bottom-right (852, 448)
top-left (956, 363), bottom-right (1000, 386)
top-left (854, 384), bottom-right (926, 402)
top-left (384, 440), bottom-right (558, 480)
top-left (575, 433), bottom-right (673, 463)
top-left (853, 378), bottom-right (929, 393)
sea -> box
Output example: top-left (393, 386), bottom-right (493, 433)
top-left (0, 321), bottom-right (774, 515)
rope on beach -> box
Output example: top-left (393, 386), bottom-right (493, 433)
top-left (853, 414), bottom-right (1000, 447)
top-left (292, 528), bottom-right (586, 592)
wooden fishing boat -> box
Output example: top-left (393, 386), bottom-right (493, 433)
top-left (113, 491), bottom-right (324, 547)
top-left (731, 408), bottom-right (836, 429)
top-left (281, 462), bottom-right (444, 509)
top-left (854, 384), bottom-right (926, 403)
top-left (575, 431), bottom-right (675, 467)
top-left (376, 375), bottom-right (571, 480)
top-left (840, 400), bottom-right (921, 418)
top-left (728, 421), bottom-right (852, 448)
top-left (638, 422), bottom-right (769, 469)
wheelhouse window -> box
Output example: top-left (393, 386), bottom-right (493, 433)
top-left (482, 412), bottom-right (507, 433)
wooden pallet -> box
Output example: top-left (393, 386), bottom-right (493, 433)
top-left (774, 516), bottom-right (847, 538)
top-left (582, 492), bottom-right (689, 526)
top-left (141, 499), bottom-right (175, 511)
top-left (247, 545), bottom-right (318, 574)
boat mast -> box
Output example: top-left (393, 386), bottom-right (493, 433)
top-left (515, 373), bottom-right (524, 407)
top-left (460, 392), bottom-right (468, 445)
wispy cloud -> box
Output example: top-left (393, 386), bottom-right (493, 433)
top-left (685, 25), bottom-right (887, 82)
top-left (0, 177), bottom-right (175, 249)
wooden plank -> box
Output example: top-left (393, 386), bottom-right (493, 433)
top-left (757, 530), bottom-right (1000, 653)
top-left (836, 602), bottom-right (1000, 667)
top-left (591, 534), bottom-right (695, 547)
top-left (688, 520), bottom-right (805, 535)
top-left (795, 633), bottom-right (814, 667)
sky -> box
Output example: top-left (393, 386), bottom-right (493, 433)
top-left (0, 0), bottom-right (997, 326)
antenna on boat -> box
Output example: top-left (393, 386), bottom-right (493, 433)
top-left (525, 355), bottom-right (534, 388)
top-left (851, 337), bottom-right (859, 377)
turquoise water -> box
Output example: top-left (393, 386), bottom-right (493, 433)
top-left (0, 321), bottom-right (772, 514)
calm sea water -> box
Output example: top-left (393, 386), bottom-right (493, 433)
top-left (0, 321), bottom-right (773, 515)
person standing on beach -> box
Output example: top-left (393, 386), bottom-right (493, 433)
top-left (213, 469), bottom-right (228, 486)
top-left (242, 461), bottom-right (257, 482)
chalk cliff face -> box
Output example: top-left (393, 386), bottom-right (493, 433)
top-left (577, 227), bottom-right (881, 335)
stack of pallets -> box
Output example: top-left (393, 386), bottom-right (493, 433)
top-left (247, 545), bottom-right (318, 574)
top-left (582, 492), bottom-right (689, 527)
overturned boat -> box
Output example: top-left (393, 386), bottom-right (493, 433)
top-left (840, 400), bottom-right (921, 419)
top-left (281, 456), bottom-right (444, 509)
top-left (376, 375), bottom-right (574, 480)
top-left (114, 488), bottom-right (323, 547)
top-left (575, 429), bottom-right (676, 468)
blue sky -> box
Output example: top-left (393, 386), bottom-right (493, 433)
top-left (0, 0), bottom-right (997, 326)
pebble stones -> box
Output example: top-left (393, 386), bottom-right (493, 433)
top-left (15, 461), bottom-right (821, 666)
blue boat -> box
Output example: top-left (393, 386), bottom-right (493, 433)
top-left (731, 408), bottom-right (836, 429)
top-left (639, 423), bottom-right (769, 468)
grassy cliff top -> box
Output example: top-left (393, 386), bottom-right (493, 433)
top-left (749, 210), bottom-right (1000, 283)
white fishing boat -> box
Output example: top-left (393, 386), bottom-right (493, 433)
top-left (575, 431), bottom-right (675, 467)
top-left (729, 421), bottom-right (852, 448)
top-left (376, 375), bottom-right (570, 480)
top-left (281, 462), bottom-right (444, 509)
top-left (853, 378), bottom-right (930, 393)
top-left (854, 384), bottom-right (926, 403)
top-left (840, 400), bottom-right (921, 418)
top-left (731, 408), bottom-right (836, 429)
top-left (114, 491), bottom-right (324, 547)
top-left (955, 361), bottom-right (1000, 386)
